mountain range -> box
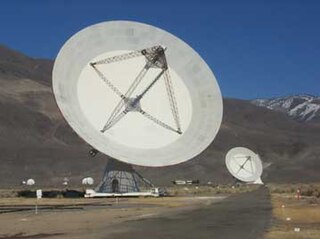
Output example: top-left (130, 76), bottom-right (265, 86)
top-left (0, 44), bottom-right (319, 187)
top-left (252, 95), bottom-right (320, 123)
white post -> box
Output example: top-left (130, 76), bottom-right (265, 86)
top-left (35, 189), bottom-right (42, 215)
top-left (35, 199), bottom-right (38, 215)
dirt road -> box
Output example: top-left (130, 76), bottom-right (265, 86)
top-left (107, 187), bottom-right (272, 239)
top-left (0, 187), bottom-right (271, 239)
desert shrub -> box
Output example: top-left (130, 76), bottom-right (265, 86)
top-left (42, 190), bottom-right (61, 198)
top-left (17, 190), bottom-right (36, 198)
top-left (62, 190), bottom-right (84, 198)
top-left (312, 190), bottom-right (320, 198)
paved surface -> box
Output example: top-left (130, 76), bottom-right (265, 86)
top-left (107, 187), bottom-right (272, 239)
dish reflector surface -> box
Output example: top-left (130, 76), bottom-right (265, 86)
top-left (26, 179), bottom-right (35, 186)
top-left (225, 147), bottom-right (263, 182)
top-left (82, 177), bottom-right (94, 185)
top-left (53, 21), bottom-right (223, 167)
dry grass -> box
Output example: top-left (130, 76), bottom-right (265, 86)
top-left (166, 184), bottom-right (260, 196)
top-left (265, 192), bottom-right (320, 239)
top-left (0, 193), bottom-right (225, 239)
top-left (266, 230), bottom-right (320, 239)
top-left (0, 184), bottom-right (258, 199)
top-left (268, 183), bottom-right (320, 197)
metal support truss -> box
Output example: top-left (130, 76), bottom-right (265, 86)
top-left (89, 45), bottom-right (182, 135)
top-left (96, 158), bottom-right (154, 193)
top-left (235, 156), bottom-right (253, 175)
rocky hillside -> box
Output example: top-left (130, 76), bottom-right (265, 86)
top-left (252, 95), bottom-right (320, 123)
top-left (0, 45), bottom-right (320, 187)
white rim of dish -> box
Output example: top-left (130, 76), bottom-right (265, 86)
top-left (53, 21), bottom-right (223, 167)
top-left (225, 147), bottom-right (263, 182)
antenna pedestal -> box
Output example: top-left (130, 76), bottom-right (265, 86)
top-left (96, 158), bottom-right (153, 193)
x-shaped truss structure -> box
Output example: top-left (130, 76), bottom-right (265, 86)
top-left (233, 156), bottom-right (254, 176)
top-left (90, 45), bottom-right (182, 135)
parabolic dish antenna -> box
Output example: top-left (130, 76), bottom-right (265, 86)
top-left (53, 21), bottom-right (223, 167)
top-left (82, 177), bottom-right (94, 185)
top-left (26, 179), bottom-right (35, 186)
top-left (225, 147), bottom-right (263, 183)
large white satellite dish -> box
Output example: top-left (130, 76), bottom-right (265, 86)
top-left (53, 21), bottom-right (223, 167)
top-left (225, 147), bottom-right (263, 183)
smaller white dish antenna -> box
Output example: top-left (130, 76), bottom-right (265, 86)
top-left (82, 177), bottom-right (94, 185)
top-left (26, 179), bottom-right (35, 186)
top-left (225, 147), bottom-right (263, 183)
top-left (63, 177), bottom-right (69, 185)
top-left (21, 181), bottom-right (26, 185)
top-left (81, 178), bottom-right (87, 185)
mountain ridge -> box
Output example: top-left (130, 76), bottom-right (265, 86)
top-left (0, 45), bottom-right (319, 187)
top-left (251, 94), bottom-right (320, 123)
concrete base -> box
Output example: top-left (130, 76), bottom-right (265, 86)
top-left (85, 189), bottom-right (160, 198)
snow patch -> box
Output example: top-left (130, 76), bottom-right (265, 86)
top-left (251, 95), bottom-right (320, 122)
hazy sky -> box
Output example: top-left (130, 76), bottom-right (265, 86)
top-left (0, 0), bottom-right (319, 99)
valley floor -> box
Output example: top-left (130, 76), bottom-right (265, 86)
top-left (265, 193), bottom-right (320, 239)
top-left (0, 187), bottom-right (273, 239)
top-left (0, 195), bottom-right (225, 239)
top-left (4, 186), bottom-right (318, 239)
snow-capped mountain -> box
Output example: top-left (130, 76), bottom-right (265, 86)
top-left (251, 94), bottom-right (320, 122)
